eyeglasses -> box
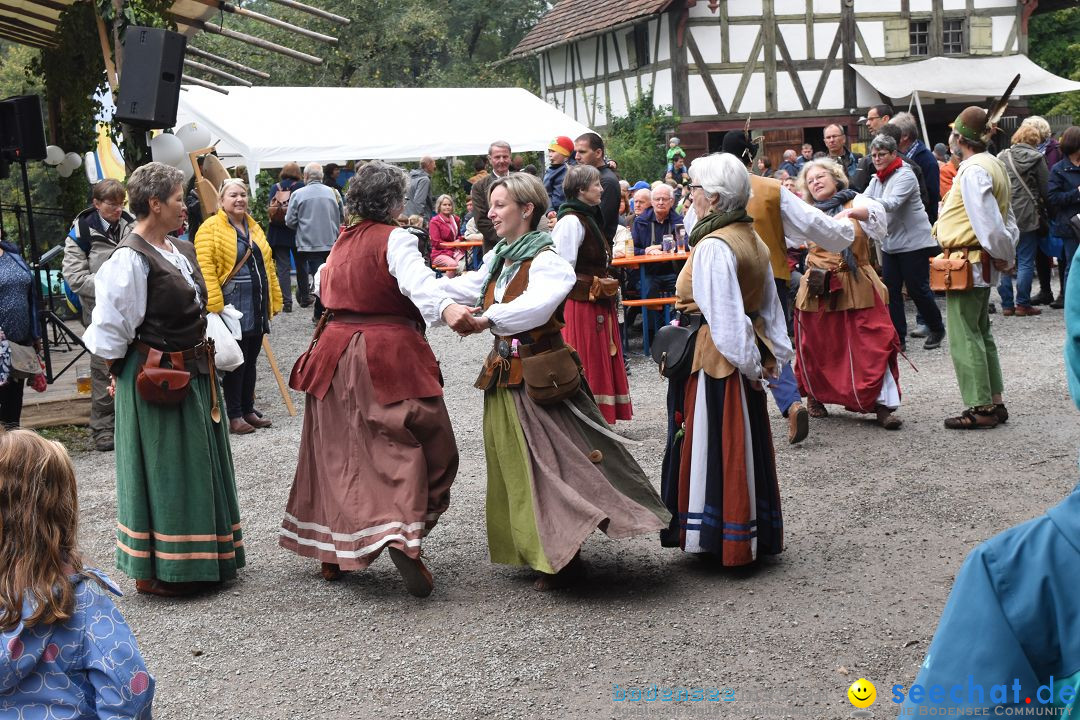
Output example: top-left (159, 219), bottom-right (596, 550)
top-left (688, 184), bottom-right (703, 191)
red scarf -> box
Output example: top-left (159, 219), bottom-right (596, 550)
top-left (875, 156), bottom-right (903, 183)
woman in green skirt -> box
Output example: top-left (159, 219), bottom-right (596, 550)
top-left (439, 173), bottom-right (670, 590)
top-left (83, 162), bottom-right (243, 597)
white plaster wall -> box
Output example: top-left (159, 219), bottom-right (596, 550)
top-left (992, 15), bottom-right (1017, 53)
top-left (815, 70), bottom-right (846, 110)
top-left (652, 70), bottom-right (673, 107)
top-left (691, 25), bottom-right (725, 64)
top-left (576, 37), bottom-right (599, 80)
top-left (943, 0), bottom-right (966, 10)
top-left (812, 0), bottom-right (838, 13)
top-left (606, 80), bottom-right (628, 120)
top-left (775, 73), bottom-right (805, 112)
top-left (734, 73), bottom-right (767, 113)
top-left (654, 16), bottom-right (671, 63)
top-left (689, 1), bottom-right (719, 18)
top-left (814, 21), bottom-right (840, 56)
top-left (977, 0), bottom-right (1016, 8)
top-left (857, 20), bottom-right (885, 59)
top-left (728, 0), bottom-right (764, 17)
top-left (778, 23), bottom-right (808, 61)
top-left (855, 0), bottom-right (900, 12)
top-left (713, 73), bottom-right (745, 115)
top-left (797, 69), bottom-right (822, 103)
top-left (774, 0), bottom-right (806, 15)
top-left (728, 24), bottom-right (763, 63)
top-left (909, 0), bottom-right (933, 12)
top-left (688, 74), bottom-right (716, 117)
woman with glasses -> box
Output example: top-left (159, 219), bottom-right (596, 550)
top-left (793, 159), bottom-right (901, 429)
top-left (865, 134), bottom-right (946, 352)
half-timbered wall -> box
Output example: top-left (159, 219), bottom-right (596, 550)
top-left (539, 0), bottom-right (1027, 130)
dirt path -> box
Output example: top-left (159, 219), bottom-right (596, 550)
top-left (70, 298), bottom-right (1077, 719)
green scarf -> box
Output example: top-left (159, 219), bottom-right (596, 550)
top-left (688, 208), bottom-right (755, 247)
top-left (477, 230), bottom-right (554, 305)
top-left (557, 198), bottom-right (605, 245)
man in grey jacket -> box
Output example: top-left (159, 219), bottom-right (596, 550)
top-left (404, 156), bottom-right (435, 218)
top-left (286, 162), bottom-right (344, 319)
top-left (61, 178), bottom-right (134, 451)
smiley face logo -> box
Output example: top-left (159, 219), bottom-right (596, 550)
top-left (847, 678), bottom-right (877, 708)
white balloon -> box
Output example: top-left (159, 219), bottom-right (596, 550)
top-left (44, 145), bottom-right (64, 166)
top-left (57, 162), bottom-right (74, 178)
top-left (64, 152), bottom-right (82, 170)
top-left (150, 133), bottom-right (185, 166)
top-left (83, 152), bottom-right (99, 183)
top-left (181, 162), bottom-right (194, 184)
top-left (174, 122), bottom-right (211, 153)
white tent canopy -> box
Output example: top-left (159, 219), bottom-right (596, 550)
top-left (851, 54), bottom-right (1080, 102)
top-left (174, 86), bottom-right (595, 192)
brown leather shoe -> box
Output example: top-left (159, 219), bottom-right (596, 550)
top-left (944, 408), bottom-right (999, 430)
top-left (388, 547), bottom-right (434, 598)
top-left (875, 405), bottom-right (903, 430)
top-left (243, 412), bottom-right (272, 429)
top-left (229, 417), bottom-right (255, 435)
top-left (787, 402), bottom-right (809, 444)
top-left (135, 579), bottom-right (203, 597)
top-left (1001, 307), bottom-right (1015, 317)
top-left (1015, 305), bottom-right (1042, 316)
top-left (320, 562), bottom-right (345, 581)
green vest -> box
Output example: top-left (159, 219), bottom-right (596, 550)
top-left (933, 153), bottom-right (1011, 250)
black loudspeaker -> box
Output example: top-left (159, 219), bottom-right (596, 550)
top-left (0, 95), bottom-right (47, 161)
top-left (114, 27), bottom-right (187, 128)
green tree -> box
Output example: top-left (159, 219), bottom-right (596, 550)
top-left (1028, 8), bottom-right (1080, 118)
top-left (604, 92), bottom-right (680, 184)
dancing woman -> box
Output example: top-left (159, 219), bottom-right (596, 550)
top-left (440, 173), bottom-right (670, 590)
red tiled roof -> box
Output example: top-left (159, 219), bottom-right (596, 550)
top-left (509, 0), bottom-right (675, 59)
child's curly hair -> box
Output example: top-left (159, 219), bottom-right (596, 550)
top-left (0, 429), bottom-right (85, 631)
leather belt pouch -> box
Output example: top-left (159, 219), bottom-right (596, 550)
top-left (518, 336), bottom-right (581, 405)
top-left (136, 347), bottom-right (191, 406)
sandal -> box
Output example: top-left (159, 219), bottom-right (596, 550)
top-left (944, 408), bottom-right (999, 430)
top-left (875, 405), bottom-right (902, 430)
top-left (806, 397), bottom-right (828, 418)
top-left (994, 403), bottom-right (1009, 424)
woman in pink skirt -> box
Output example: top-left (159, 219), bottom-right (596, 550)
top-left (552, 164), bottom-right (632, 423)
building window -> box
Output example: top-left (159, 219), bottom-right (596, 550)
top-left (943, 18), bottom-right (965, 54)
top-left (909, 20), bottom-right (929, 56)
top-left (625, 24), bottom-right (649, 69)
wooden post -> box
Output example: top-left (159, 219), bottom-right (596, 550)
top-left (184, 59), bottom-right (252, 86)
top-left (262, 337), bottom-right (297, 416)
top-left (172, 15), bottom-right (324, 65)
top-left (185, 46), bottom-right (270, 79)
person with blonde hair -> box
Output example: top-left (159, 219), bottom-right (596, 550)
top-left (438, 172), bottom-right (669, 591)
top-left (1024, 115), bottom-right (1065, 306)
top-left (428, 193), bottom-right (463, 277)
top-left (0, 429), bottom-right (155, 716)
top-left (195, 177), bottom-right (284, 434)
top-left (997, 123), bottom-right (1049, 316)
top-left (84, 162), bottom-right (245, 596)
top-left (793, 158), bottom-right (900, 428)
top-left (267, 162), bottom-right (304, 312)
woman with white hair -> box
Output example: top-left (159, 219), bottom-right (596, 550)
top-left (793, 158), bottom-right (901, 429)
top-left (659, 153), bottom-right (792, 564)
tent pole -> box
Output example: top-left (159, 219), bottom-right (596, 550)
top-left (913, 90), bottom-right (930, 148)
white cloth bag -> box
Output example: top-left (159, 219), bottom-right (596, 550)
top-left (206, 312), bottom-right (244, 371)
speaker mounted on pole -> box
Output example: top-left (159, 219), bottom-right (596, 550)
top-left (114, 27), bottom-right (187, 128)
top-left (0, 95), bottom-right (47, 162)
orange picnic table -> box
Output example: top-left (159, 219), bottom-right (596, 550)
top-left (612, 252), bottom-right (688, 355)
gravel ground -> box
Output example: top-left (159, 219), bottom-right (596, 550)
top-left (69, 293), bottom-right (1077, 720)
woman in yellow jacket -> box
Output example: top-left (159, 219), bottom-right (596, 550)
top-left (195, 178), bottom-right (284, 434)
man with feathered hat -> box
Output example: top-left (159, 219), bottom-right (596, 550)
top-left (934, 89), bottom-right (1019, 430)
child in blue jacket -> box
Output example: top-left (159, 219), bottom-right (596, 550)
top-left (0, 429), bottom-right (154, 718)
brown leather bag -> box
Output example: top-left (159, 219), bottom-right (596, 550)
top-left (929, 253), bottom-right (973, 292)
top-left (518, 342), bottom-right (582, 405)
top-left (588, 276), bottom-right (620, 301)
top-left (136, 347), bottom-right (191, 406)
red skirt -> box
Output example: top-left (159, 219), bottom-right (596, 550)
top-left (793, 293), bottom-right (900, 414)
top-left (561, 298), bottom-right (632, 423)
